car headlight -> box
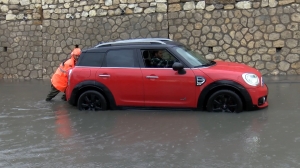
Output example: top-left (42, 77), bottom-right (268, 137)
top-left (242, 73), bottom-right (259, 86)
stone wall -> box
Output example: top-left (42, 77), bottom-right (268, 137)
top-left (1, 0), bottom-right (300, 79)
top-left (168, 7), bottom-right (300, 75)
top-left (42, 13), bottom-right (168, 79)
top-left (0, 21), bottom-right (43, 79)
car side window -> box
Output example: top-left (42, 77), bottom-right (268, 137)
top-left (141, 49), bottom-right (179, 68)
top-left (77, 52), bottom-right (105, 67)
top-left (105, 49), bottom-right (138, 67)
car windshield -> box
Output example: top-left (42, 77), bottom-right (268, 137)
top-left (174, 46), bottom-right (212, 67)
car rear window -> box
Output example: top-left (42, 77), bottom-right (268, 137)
top-left (104, 49), bottom-right (138, 67)
top-left (77, 52), bottom-right (105, 67)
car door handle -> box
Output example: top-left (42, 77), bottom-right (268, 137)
top-left (99, 74), bottom-right (110, 78)
top-left (146, 76), bottom-right (158, 79)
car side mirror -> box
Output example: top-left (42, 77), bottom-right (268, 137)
top-left (172, 62), bottom-right (186, 75)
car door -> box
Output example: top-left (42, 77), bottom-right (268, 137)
top-left (96, 48), bottom-right (144, 107)
top-left (139, 48), bottom-right (196, 108)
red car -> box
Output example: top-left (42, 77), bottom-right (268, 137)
top-left (66, 38), bottom-right (268, 113)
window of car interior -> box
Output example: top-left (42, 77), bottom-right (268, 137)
top-left (140, 49), bottom-right (179, 68)
top-left (77, 52), bottom-right (105, 67)
top-left (104, 49), bottom-right (138, 68)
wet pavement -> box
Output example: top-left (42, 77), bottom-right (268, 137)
top-left (0, 76), bottom-right (300, 168)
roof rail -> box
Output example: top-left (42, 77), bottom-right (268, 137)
top-left (94, 38), bottom-right (170, 48)
top-left (116, 38), bottom-right (173, 42)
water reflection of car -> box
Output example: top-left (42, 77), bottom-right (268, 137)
top-left (65, 38), bottom-right (268, 113)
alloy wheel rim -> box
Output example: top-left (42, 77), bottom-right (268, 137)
top-left (212, 94), bottom-right (237, 112)
top-left (80, 93), bottom-right (103, 111)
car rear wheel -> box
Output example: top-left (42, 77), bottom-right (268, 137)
top-left (206, 90), bottom-right (243, 113)
top-left (77, 90), bottom-right (107, 111)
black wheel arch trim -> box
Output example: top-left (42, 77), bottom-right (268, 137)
top-left (68, 80), bottom-right (117, 110)
top-left (197, 80), bottom-right (254, 111)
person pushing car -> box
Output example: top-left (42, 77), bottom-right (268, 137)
top-left (45, 46), bottom-right (82, 101)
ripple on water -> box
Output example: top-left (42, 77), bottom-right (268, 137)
top-left (0, 130), bottom-right (12, 136)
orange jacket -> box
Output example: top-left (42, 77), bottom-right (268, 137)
top-left (51, 57), bottom-right (76, 92)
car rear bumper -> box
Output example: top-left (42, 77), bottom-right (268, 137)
top-left (67, 88), bottom-right (78, 106)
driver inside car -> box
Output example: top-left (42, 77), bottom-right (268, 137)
top-left (151, 50), bottom-right (168, 68)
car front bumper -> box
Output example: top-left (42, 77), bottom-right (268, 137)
top-left (247, 84), bottom-right (269, 110)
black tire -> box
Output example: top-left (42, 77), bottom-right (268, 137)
top-left (77, 90), bottom-right (107, 111)
top-left (206, 90), bottom-right (243, 113)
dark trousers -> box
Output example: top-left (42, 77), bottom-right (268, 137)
top-left (46, 84), bottom-right (67, 101)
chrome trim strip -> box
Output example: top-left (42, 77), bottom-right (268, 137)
top-left (99, 75), bottom-right (110, 77)
top-left (146, 76), bottom-right (159, 79)
top-left (196, 76), bottom-right (206, 86)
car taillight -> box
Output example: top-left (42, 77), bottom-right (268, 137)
top-left (68, 69), bottom-right (73, 85)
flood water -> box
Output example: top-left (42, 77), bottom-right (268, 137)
top-left (0, 76), bottom-right (300, 167)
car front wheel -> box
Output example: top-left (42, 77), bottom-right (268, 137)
top-left (206, 90), bottom-right (243, 113)
top-left (77, 90), bottom-right (107, 111)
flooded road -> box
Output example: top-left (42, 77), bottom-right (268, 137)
top-left (0, 76), bottom-right (300, 168)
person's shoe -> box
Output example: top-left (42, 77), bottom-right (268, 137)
top-left (45, 98), bottom-right (51, 101)
top-left (61, 95), bottom-right (66, 101)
